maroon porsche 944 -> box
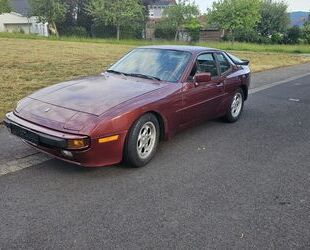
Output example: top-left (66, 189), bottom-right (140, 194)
top-left (5, 46), bottom-right (250, 167)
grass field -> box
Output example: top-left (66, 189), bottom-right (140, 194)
top-left (0, 37), bottom-right (310, 120)
top-left (1, 32), bottom-right (310, 54)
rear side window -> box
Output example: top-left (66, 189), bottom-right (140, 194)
top-left (215, 53), bottom-right (231, 74)
top-left (226, 52), bottom-right (244, 64)
top-left (196, 53), bottom-right (218, 77)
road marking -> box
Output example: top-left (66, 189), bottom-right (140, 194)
top-left (249, 72), bottom-right (310, 94)
top-left (0, 153), bottom-right (51, 177)
top-left (289, 98), bottom-right (300, 102)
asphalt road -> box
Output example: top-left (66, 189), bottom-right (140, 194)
top-left (0, 65), bottom-right (309, 249)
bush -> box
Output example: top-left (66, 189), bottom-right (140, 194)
top-left (60, 26), bottom-right (89, 37)
top-left (284, 26), bottom-right (302, 44)
top-left (233, 29), bottom-right (259, 43)
top-left (184, 19), bottom-right (201, 42)
top-left (302, 24), bottom-right (310, 44)
top-left (19, 28), bottom-right (25, 34)
top-left (154, 19), bottom-right (176, 40)
top-left (271, 33), bottom-right (284, 44)
top-left (91, 23), bottom-right (143, 39)
top-left (228, 29), bottom-right (271, 44)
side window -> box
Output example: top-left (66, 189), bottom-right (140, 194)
top-left (196, 53), bottom-right (218, 77)
top-left (215, 53), bottom-right (231, 74)
top-left (188, 53), bottom-right (218, 81)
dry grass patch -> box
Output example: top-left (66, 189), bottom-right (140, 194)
top-left (0, 38), bottom-right (309, 120)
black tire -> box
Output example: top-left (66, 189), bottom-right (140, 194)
top-left (225, 88), bottom-right (244, 123)
top-left (124, 113), bottom-right (160, 168)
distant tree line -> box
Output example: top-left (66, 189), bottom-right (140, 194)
top-left (28, 0), bottom-right (148, 39)
top-left (207, 0), bottom-right (310, 44)
top-left (23, 0), bottom-right (310, 44)
top-left (27, 0), bottom-right (200, 41)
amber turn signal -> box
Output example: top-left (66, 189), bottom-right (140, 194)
top-left (67, 138), bottom-right (90, 150)
top-left (98, 135), bottom-right (119, 144)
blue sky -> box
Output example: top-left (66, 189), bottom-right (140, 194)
top-left (195, 0), bottom-right (310, 13)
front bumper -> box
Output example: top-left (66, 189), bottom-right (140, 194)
top-left (4, 117), bottom-right (69, 149)
top-left (4, 112), bottom-right (127, 167)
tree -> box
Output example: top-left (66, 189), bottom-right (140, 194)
top-left (29, 0), bottom-right (68, 37)
top-left (0, 0), bottom-right (11, 14)
top-left (55, 0), bottom-right (93, 36)
top-left (306, 12), bottom-right (310, 26)
top-left (207, 0), bottom-right (262, 42)
top-left (86, 0), bottom-right (144, 40)
top-left (302, 12), bottom-right (310, 44)
top-left (284, 25), bottom-right (301, 44)
top-left (256, 0), bottom-right (289, 36)
top-left (163, 0), bottom-right (200, 41)
top-left (155, 18), bottom-right (176, 40)
top-left (302, 23), bottom-right (310, 44)
top-left (184, 19), bottom-right (201, 42)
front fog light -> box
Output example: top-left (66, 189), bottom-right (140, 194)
top-left (61, 150), bottom-right (73, 158)
top-left (67, 138), bottom-right (90, 150)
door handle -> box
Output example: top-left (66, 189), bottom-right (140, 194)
top-left (216, 82), bottom-right (224, 87)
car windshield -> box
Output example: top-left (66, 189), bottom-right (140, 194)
top-left (108, 48), bottom-right (191, 82)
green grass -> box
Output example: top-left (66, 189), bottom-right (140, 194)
top-left (1, 32), bottom-right (310, 54)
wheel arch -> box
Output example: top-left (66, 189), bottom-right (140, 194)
top-left (126, 110), bottom-right (167, 141)
top-left (148, 111), bottom-right (166, 141)
top-left (240, 84), bottom-right (248, 101)
top-left (122, 110), bottom-right (167, 167)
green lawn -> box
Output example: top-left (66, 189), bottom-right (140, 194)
top-left (1, 32), bottom-right (310, 54)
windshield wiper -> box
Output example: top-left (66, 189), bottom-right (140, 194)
top-left (106, 69), bottom-right (127, 78)
top-left (127, 73), bottom-right (161, 81)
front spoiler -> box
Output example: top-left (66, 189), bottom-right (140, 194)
top-left (4, 112), bottom-right (127, 167)
top-left (4, 117), bottom-right (68, 149)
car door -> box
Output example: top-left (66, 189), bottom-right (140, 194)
top-left (214, 52), bottom-right (241, 111)
top-left (180, 52), bottom-right (225, 125)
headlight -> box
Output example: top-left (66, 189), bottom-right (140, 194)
top-left (67, 138), bottom-right (90, 150)
top-left (15, 98), bottom-right (31, 113)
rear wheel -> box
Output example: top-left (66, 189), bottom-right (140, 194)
top-left (225, 88), bottom-right (244, 123)
top-left (124, 113), bottom-right (160, 168)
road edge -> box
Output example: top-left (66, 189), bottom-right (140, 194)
top-left (249, 72), bottom-right (310, 94)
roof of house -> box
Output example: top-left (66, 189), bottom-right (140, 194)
top-left (143, 0), bottom-right (176, 6)
top-left (10, 0), bottom-right (31, 16)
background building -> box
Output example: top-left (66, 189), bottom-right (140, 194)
top-left (0, 0), bottom-right (48, 36)
top-left (145, 0), bottom-right (176, 19)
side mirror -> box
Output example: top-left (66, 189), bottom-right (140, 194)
top-left (194, 72), bottom-right (212, 84)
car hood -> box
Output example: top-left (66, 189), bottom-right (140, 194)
top-left (28, 74), bottom-right (166, 116)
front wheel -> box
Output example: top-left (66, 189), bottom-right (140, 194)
top-left (225, 89), bottom-right (244, 123)
top-left (124, 113), bottom-right (160, 168)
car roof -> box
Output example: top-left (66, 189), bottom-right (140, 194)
top-left (137, 45), bottom-right (221, 53)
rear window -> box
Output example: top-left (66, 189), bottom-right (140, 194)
top-left (226, 53), bottom-right (244, 64)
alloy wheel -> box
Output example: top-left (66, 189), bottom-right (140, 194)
top-left (136, 121), bottom-right (157, 159)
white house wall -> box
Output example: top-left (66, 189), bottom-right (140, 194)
top-left (148, 5), bottom-right (170, 19)
top-left (0, 12), bottom-right (48, 36)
